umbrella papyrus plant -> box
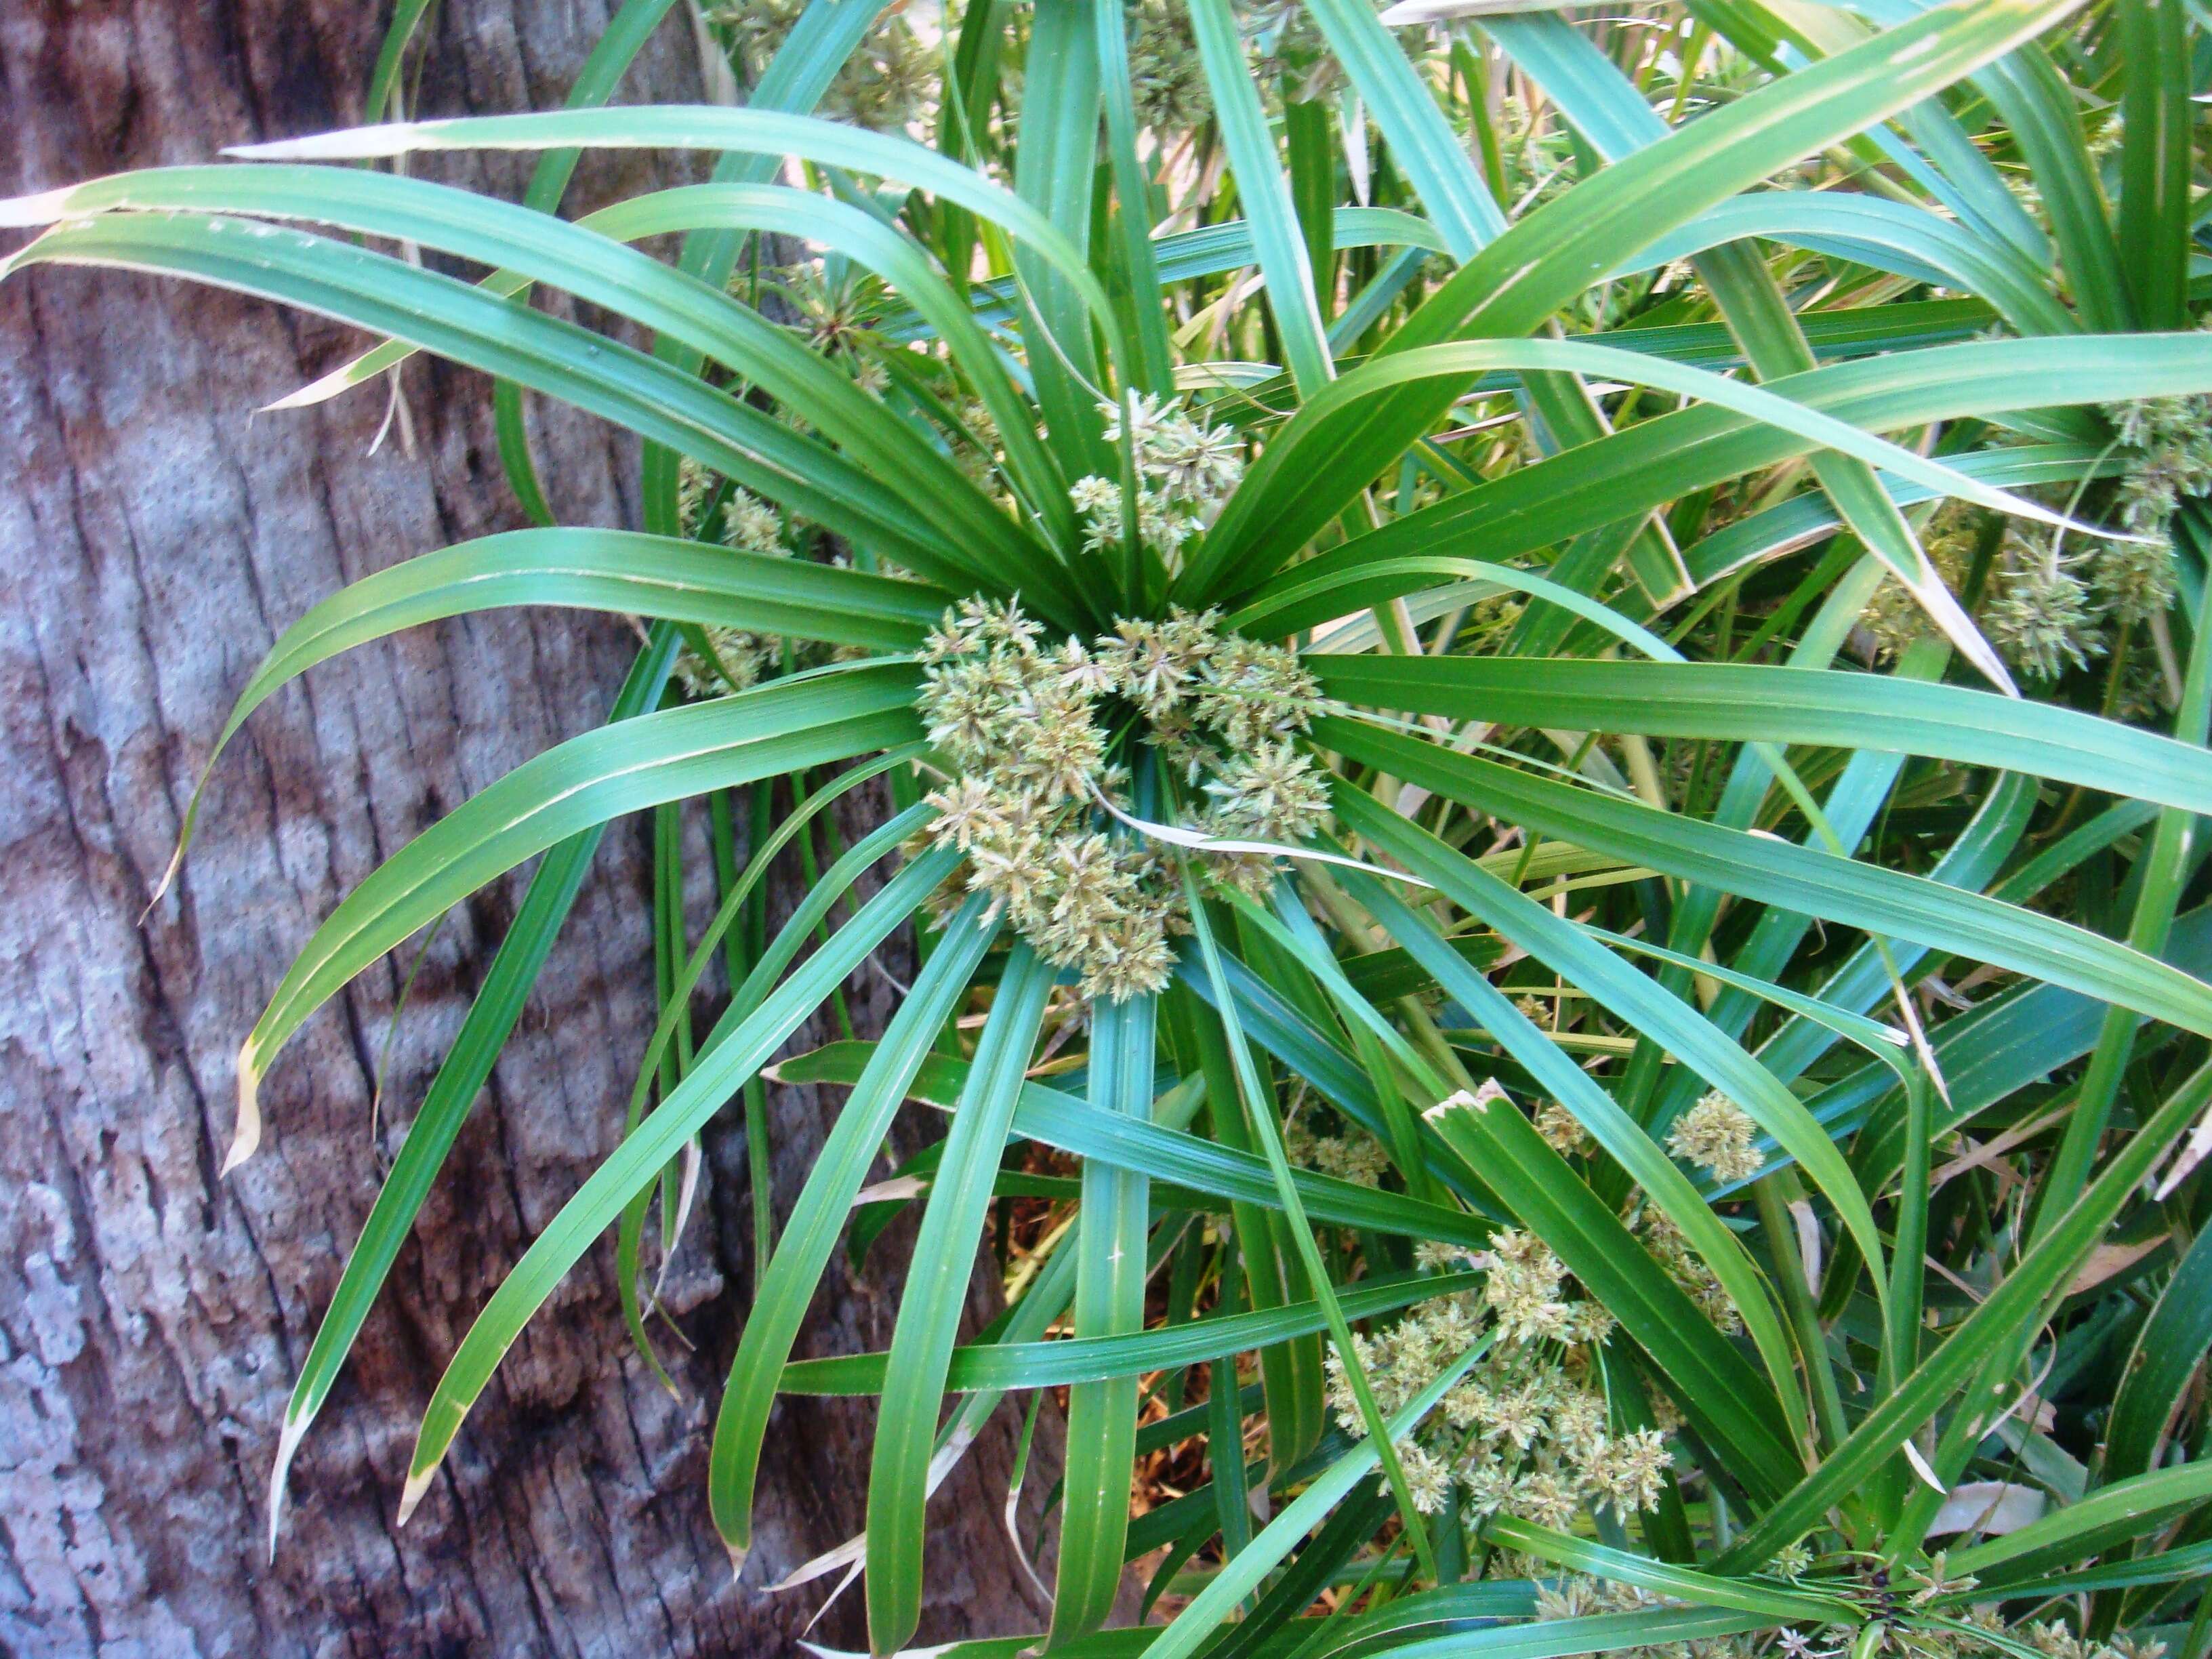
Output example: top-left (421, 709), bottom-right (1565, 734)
top-left (6, 1), bottom-right (2210, 1655)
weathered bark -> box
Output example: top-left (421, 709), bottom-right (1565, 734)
top-left (0, 4), bottom-right (1055, 1654)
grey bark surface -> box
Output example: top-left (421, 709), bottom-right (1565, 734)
top-left (0, 3), bottom-right (1058, 1654)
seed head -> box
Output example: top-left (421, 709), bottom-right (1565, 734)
top-left (1986, 533), bottom-right (2107, 681)
top-left (2092, 533), bottom-right (2178, 628)
top-left (722, 488), bottom-right (784, 555)
top-left (1668, 1092), bottom-right (1765, 1184)
top-left (911, 596), bottom-right (1333, 1001)
top-left (1534, 1102), bottom-right (1593, 1158)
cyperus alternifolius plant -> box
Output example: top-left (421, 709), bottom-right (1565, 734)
top-left (4, 0), bottom-right (2210, 1655)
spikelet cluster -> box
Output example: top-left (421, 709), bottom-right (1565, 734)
top-left (771, 262), bottom-right (889, 372)
top-left (1072, 395), bottom-right (1244, 574)
top-left (1864, 493), bottom-right (2179, 682)
top-left (2106, 653), bottom-right (2173, 724)
top-left (1985, 531), bottom-right (2109, 682)
top-left (1860, 506), bottom-right (1978, 663)
top-left (2024, 1624), bottom-right (2167, 1659)
top-left (949, 396), bottom-right (1006, 489)
top-left (1126, 2), bottom-right (1211, 134)
top-left (1536, 1574), bottom-right (1662, 1621)
top-left (2093, 535), bottom-right (2180, 629)
top-left (1534, 1101), bottom-right (1593, 1158)
top-left (710, 1), bottom-right (932, 132)
top-left (1667, 1091), bottom-right (1765, 1185)
top-left (1285, 1100), bottom-right (1389, 1187)
top-left (2105, 394), bottom-right (2212, 529)
top-left (1534, 1574), bottom-right (1783, 1659)
top-left (1784, 1593), bottom-right (2169, 1659)
top-left (673, 464), bottom-right (800, 698)
top-left (1780, 1601), bottom-right (2160, 1659)
top-left (1325, 1229), bottom-right (1671, 1528)
top-left (1635, 1208), bottom-right (1742, 1335)
top-left (2067, 390), bottom-right (2209, 636)
top-left (916, 596), bottom-right (1327, 1000)
top-left (1530, 1569), bottom-right (2053, 1659)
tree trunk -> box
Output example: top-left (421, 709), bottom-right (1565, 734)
top-left (0, 4), bottom-right (1056, 1653)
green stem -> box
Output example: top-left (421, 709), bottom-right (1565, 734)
top-left (1753, 1170), bottom-right (1847, 1458)
top-left (1181, 872), bottom-right (1441, 1588)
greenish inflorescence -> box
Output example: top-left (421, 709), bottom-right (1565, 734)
top-left (1330, 1227), bottom-right (1671, 1525)
top-left (1977, 392), bottom-right (2212, 680)
top-left (1522, 1561), bottom-right (2177, 1659)
top-left (1633, 1207), bottom-right (1742, 1335)
top-left (1860, 504), bottom-right (1979, 663)
top-left (2106, 393), bottom-right (2212, 531)
top-left (912, 596), bottom-right (1327, 1001)
top-left (707, 0), bottom-right (934, 133)
top-left (1986, 531), bottom-right (2110, 683)
top-left (2093, 532), bottom-right (2182, 629)
top-left (672, 464), bottom-right (806, 697)
top-left (2018, 1623), bottom-right (2171, 1659)
top-left (1860, 391), bottom-right (2209, 687)
top-left (1073, 392), bottom-right (1246, 573)
top-left (1126, 1), bottom-right (1211, 135)
top-left (28, 0), bottom-right (2209, 1636)
top-left (1534, 1100), bottom-right (1594, 1158)
top-left (669, 462), bottom-right (884, 699)
top-left (1667, 1090), bottom-right (1766, 1185)
top-left (1285, 1092), bottom-right (1393, 1187)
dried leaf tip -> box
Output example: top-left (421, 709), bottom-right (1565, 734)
top-left (222, 1049), bottom-right (263, 1174)
top-left (224, 122), bottom-right (428, 161)
top-left (395, 1465), bottom-right (435, 1527)
top-left (266, 1410), bottom-right (310, 1563)
top-left (0, 184), bottom-right (77, 229)
top-left (1902, 1439), bottom-right (1948, 1494)
top-left (1425, 1080), bottom-right (1508, 1120)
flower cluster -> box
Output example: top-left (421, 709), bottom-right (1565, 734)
top-left (1667, 1091), bottom-right (1765, 1185)
top-left (2062, 396), bottom-right (2200, 644)
top-left (1325, 1228), bottom-right (1671, 1528)
top-left (1536, 1574), bottom-right (1676, 1626)
top-left (1985, 531), bottom-right (2110, 681)
top-left (1285, 1097), bottom-right (1390, 1187)
top-left (1126, 3), bottom-right (1211, 134)
top-left (2093, 533), bottom-right (2182, 629)
top-left (2023, 1623), bottom-right (2167, 1659)
top-left (1975, 388), bottom-right (2212, 678)
top-left (948, 396), bottom-right (1006, 489)
top-left (1635, 1207), bottom-right (1742, 1335)
top-left (1860, 506), bottom-right (1978, 663)
top-left (1522, 1565), bottom-right (2173, 1659)
top-left (673, 464), bottom-right (801, 698)
top-left (916, 597), bottom-right (1327, 1000)
top-left (1864, 493), bottom-right (2181, 687)
top-left (756, 260), bottom-right (893, 395)
top-left (1534, 1101), bottom-right (1593, 1158)
top-left (710, 1), bottom-right (932, 132)
top-left (1071, 394), bottom-right (1244, 574)
top-left (1533, 1575), bottom-right (1782, 1659)
top-left (2106, 394), bottom-right (2212, 531)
